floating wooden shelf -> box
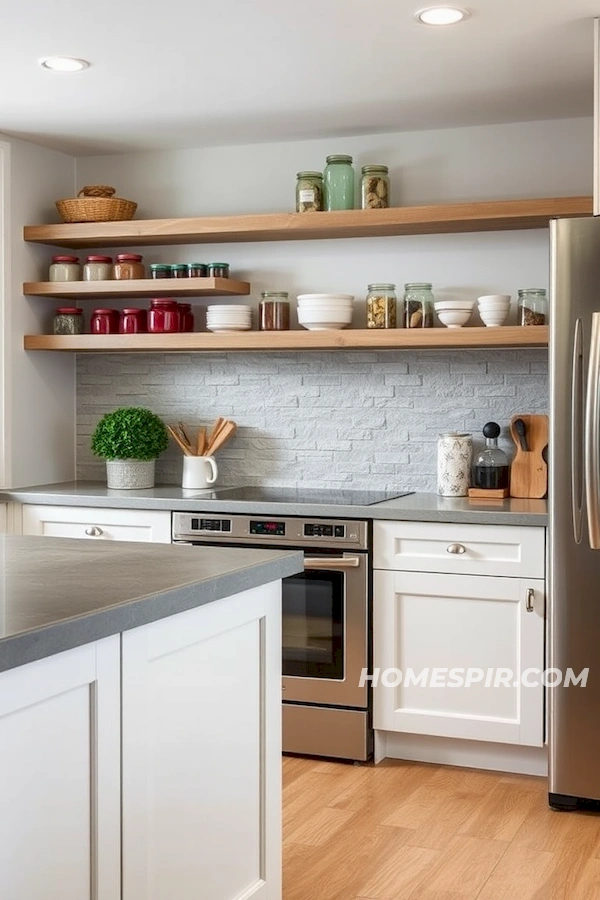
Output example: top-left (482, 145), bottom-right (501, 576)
top-left (22, 277), bottom-right (250, 300)
top-left (23, 198), bottom-right (591, 248)
top-left (23, 326), bottom-right (549, 353)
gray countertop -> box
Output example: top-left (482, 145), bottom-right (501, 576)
top-left (0, 535), bottom-right (302, 673)
top-left (0, 482), bottom-right (548, 526)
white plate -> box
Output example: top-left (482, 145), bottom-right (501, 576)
top-left (206, 325), bottom-right (252, 333)
top-left (300, 322), bottom-right (350, 331)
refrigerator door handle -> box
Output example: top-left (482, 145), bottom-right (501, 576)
top-left (572, 318), bottom-right (584, 543)
top-left (585, 312), bottom-right (600, 548)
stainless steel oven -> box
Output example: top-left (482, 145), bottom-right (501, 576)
top-left (172, 512), bottom-right (372, 761)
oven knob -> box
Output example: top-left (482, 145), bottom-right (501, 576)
top-left (349, 532), bottom-right (357, 540)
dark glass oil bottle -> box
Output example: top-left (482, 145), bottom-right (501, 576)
top-left (473, 422), bottom-right (510, 490)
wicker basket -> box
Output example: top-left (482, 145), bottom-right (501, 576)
top-left (55, 185), bottom-right (137, 224)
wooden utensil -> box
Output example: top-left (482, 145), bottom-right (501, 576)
top-left (207, 421), bottom-right (237, 455)
top-left (167, 424), bottom-right (193, 456)
top-left (509, 414), bottom-right (549, 498)
top-left (196, 426), bottom-right (206, 456)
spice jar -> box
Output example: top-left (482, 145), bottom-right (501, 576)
top-left (518, 288), bottom-right (547, 326)
top-left (259, 292), bottom-right (290, 330)
top-left (150, 264), bottom-right (171, 279)
top-left (148, 298), bottom-right (179, 333)
top-left (361, 166), bottom-right (390, 209)
top-left (296, 172), bottom-right (323, 212)
top-left (53, 307), bottom-right (83, 335)
top-left (120, 308), bottom-right (148, 334)
top-left (187, 263), bottom-right (207, 278)
top-left (170, 264), bottom-right (188, 279)
top-left (366, 284), bottom-right (396, 328)
top-left (323, 155), bottom-right (355, 210)
top-left (49, 255), bottom-right (81, 282)
top-left (83, 255), bottom-right (112, 281)
top-left (113, 253), bottom-right (145, 280)
top-left (403, 283), bottom-right (434, 328)
top-left (178, 303), bottom-right (194, 332)
top-left (208, 262), bottom-right (230, 278)
top-left (91, 308), bottom-right (120, 334)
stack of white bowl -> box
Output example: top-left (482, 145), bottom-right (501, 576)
top-left (297, 294), bottom-right (354, 331)
top-left (434, 299), bottom-right (475, 329)
top-left (206, 305), bottom-right (252, 333)
top-left (477, 295), bottom-right (511, 327)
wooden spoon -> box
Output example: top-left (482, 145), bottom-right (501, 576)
top-left (167, 424), bottom-right (193, 456)
top-left (207, 421), bottom-right (237, 455)
top-left (206, 417), bottom-right (225, 452)
top-left (196, 426), bottom-right (206, 456)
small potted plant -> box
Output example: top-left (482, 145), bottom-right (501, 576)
top-left (91, 406), bottom-right (169, 489)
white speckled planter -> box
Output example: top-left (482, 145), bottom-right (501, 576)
top-left (437, 433), bottom-right (473, 497)
top-left (106, 459), bottom-right (155, 490)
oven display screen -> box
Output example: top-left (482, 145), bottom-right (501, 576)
top-left (304, 523), bottom-right (334, 538)
top-left (250, 520), bottom-right (286, 536)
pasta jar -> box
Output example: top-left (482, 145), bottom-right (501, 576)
top-left (518, 288), bottom-right (547, 326)
top-left (83, 255), bottom-right (112, 281)
top-left (113, 253), bottom-right (145, 280)
top-left (323, 155), bottom-right (355, 210)
top-left (170, 264), bottom-right (188, 279)
top-left (120, 308), bottom-right (148, 334)
top-left (91, 308), bottom-right (120, 334)
top-left (177, 303), bottom-right (194, 332)
top-left (49, 255), bottom-right (81, 282)
top-left (437, 433), bottom-right (473, 497)
top-left (149, 264), bottom-right (171, 279)
top-left (403, 282), bottom-right (434, 328)
top-left (148, 298), bottom-right (179, 333)
top-left (53, 307), bottom-right (83, 335)
top-left (208, 262), bottom-right (230, 278)
top-left (296, 172), bottom-right (323, 212)
top-left (361, 166), bottom-right (390, 209)
top-left (259, 292), bottom-right (290, 330)
top-left (366, 283), bottom-right (396, 328)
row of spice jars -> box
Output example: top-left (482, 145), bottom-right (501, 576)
top-left (295, 157), bottom-right (390, 213)
top-left (366, 283), bottom-right (435, 329)
top-left (49, 255), bottom-right (230, 282)
top-left (53, 300), bottom-right (195, 335)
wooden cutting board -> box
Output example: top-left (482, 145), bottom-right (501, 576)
top-left (509, 414), bottom-right (549, 498)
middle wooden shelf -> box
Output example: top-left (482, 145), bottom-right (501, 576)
top-left (23, 276), bottom-right (250, 300)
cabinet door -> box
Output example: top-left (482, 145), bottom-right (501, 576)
top-left (0, 637), bottom-right (120, 900)
top-left (374, 571), bottom-right (545, 746)
top-left (122, 581), bottom-right (282, 900)
top-left (22, 504), bottom-right (171, 543)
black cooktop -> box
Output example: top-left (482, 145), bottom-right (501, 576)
top-left (212, 487), bottom-right (413, 506)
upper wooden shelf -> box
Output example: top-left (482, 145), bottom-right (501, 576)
top-left (22, 198), bottom-right (592, 249)
top-left (22, 277), bottom-right (250, 300)
top-left (23, 326), bottom-right (548, 353)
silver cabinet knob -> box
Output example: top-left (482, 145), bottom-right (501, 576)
top-left (447, 543), bottom-right (466, 555)
top-left (85, 526), bottom-right (103, 537)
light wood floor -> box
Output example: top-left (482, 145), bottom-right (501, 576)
top-left (283, 756), bottom-right (600, 900)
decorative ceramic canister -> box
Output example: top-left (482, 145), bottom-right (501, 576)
top-left (437, 432), bottom-right (473, 497)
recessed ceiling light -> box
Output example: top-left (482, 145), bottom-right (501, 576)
top-left (415, 6), bottom-right (470, 25)
top-left (39, 56), bottom-right (90, 72)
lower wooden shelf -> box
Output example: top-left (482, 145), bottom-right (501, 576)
top-left (23, 326), bottom-right (549, 353)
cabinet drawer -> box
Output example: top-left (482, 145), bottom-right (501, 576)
top-left (22, 505), bottom-right (171, 544)
top-left (374, 520), bottom-right (545, 579)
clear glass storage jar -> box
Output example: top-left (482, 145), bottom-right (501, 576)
top-left (366, 283), bottom-right (396, 328)
top-left (403, 282), bottom-right (434, 328)
top-left (150, 264), bottom-right (171, 279)
top-left (296, 172), bottom-right (323, 212)
top-left (323, 155), bottom-right (355, 211)
top-left (259, 292), bottom-right (290, 330)
top-left (49, 255), bottom-right (81, 282)
top-left (187, 263), bottom-right (207, 278)
top-left (208, 262), bottom-right (230, 278)
top-left (361, 165), bottom-right (390, 209)
top-left (518, 288), bottom-right (547, 326)
top-left (170, 264), bottom-right (187, 279)
top-left (53, 307), bottom-right (83, 335)
top-left (83, 255), bottom-right (112, 281)
top-left (113, 254), bottom-right (145, 280)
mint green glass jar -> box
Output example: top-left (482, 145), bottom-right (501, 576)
top-left (323, 155), bottom-right (355, 211)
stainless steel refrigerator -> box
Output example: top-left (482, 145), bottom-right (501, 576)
top-left (549, 214), bottom-right (600, 810)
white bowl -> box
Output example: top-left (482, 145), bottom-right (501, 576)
top-left (477, 298), bottom-right (511, 308)
top-left (297, 294), bottom-right (354, 302)
top-left (477, 294), bottom-right (511, 304)
top-left (480, 310), bottom-right (509, 327)
top-left (298, 310), bottom-right (353, 326)
top-left (297, 298), bottom-right (354, 308)
top-left (434, 299), bottom-right (475, 311)
top-left (437, 308), bottom-right (472, 328)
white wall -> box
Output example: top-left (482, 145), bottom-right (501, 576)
top-left (1, 135), bottom-right (76, 487)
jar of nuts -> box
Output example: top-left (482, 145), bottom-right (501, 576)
top-left (366, 283), bottom-right (397, 328)
top-left (296, 172), bottom-right (323, 212)
top-left (518, 288), bottom-right (547, 326)
top-left (403, 283), bottom-right (434, 328)
top-left (361, 165), bottom-right (390, 209)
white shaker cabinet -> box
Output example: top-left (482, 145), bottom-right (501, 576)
top-left (21, 504), bottom-right (171, 543)
top-left (373, 521), bottom-right (546, 748)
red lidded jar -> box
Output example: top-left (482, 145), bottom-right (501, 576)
top-left (120, 308), bottom-right (148, 334)
top-left (148, 298), bottom-right (179, 333)
top-left (178, 303), bottom-right (194, 332)
top-left (91, 308), bottom-right (120, 334)
top-left (113, 253), bottom-right (145, 280)
top-left (84, 256), bottom-right (113, 281)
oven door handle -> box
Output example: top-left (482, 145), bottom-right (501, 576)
top-left (303, 556), bottom-right (361, 569)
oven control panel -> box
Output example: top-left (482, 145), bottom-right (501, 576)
top-left (172, 513), bottom-right (368, 550)
top-left (304, 523), bottom-right (345, 539)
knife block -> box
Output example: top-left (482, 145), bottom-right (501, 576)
top-left (509, 414), bottom-right (549, 499)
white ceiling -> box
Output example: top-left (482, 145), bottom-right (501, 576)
top-left (1, 0), bottom-right (597, 155)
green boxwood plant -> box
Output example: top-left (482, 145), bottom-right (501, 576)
top-left (91, 407), bottom-right (169, 461)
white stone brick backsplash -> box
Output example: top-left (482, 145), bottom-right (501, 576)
top-left (76, 349), bottom-right (548, 492)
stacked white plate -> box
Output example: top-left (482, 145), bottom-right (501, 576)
top-left (206, 305), bottom-right (252, 333)
top-left (297, 293), bottom-right (354, 331)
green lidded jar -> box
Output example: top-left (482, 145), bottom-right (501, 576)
top-left (366, 283), bottom-right (396, 328)
top-left (403, 282), bottom-right (434, 328)
top-left (170, 264), bottom-right (188, 279)
top-left (361, 165), bottom-right (390, 209)
top-left (296, 172), bottom-right (323, 213)
top-left (323, 155), bottom-right (355, 211)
